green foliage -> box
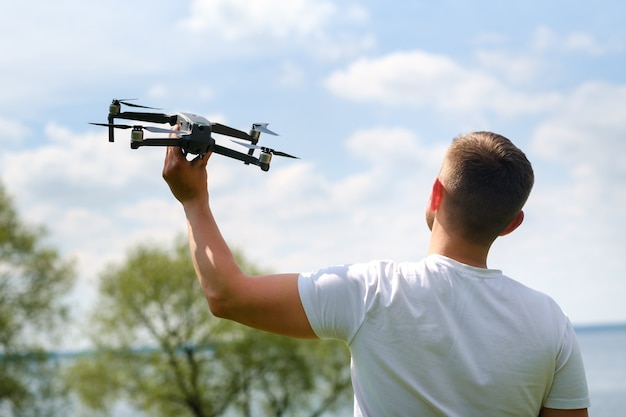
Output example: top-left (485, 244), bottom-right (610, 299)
top-left (0, 183), bottom-right (76, 416)
top-left (68, 237), bottom-right (351, 417)
top-left (224, 329), bottom-right (352, 417)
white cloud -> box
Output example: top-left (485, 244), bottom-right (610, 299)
top-left (528, 82), bottom-right (626, 271)
top-left (564, 33), bottom-right (607, 56)
top-left (345, 127), bottom-right (447, 172)
top-left (179, 0), bottom-right (374, 61)
top-left (183, 0), bottom-right (336, 40)
top-left (531, 25), bottom-right (623, 56)
top-left (324, 50), bottom-right (562, 117)
top-left (472, 29), bottom-right (621, 86)
top-left (531, 81), bottom-right (626, 181)
top-left (325, 51), bottom-right (460, 106)
top-left (475, 50), bottom-right (543, 84)
top-left (1, 123), bottom-right (165, 210)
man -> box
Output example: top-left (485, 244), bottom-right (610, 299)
top-left (162, 131), bottom-right (589, 416)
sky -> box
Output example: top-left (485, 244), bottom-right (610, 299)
top-left (1, 0), bottom-right (625, 346)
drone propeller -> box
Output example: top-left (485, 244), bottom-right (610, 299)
top-left (113, 98), bottom-right (161, 110)
top-left (90, 122), bottom-right (188, 135)
top-left (230, 140), bottom-right (298, 159)
top-left (252, 123), bottom-right (278, 136)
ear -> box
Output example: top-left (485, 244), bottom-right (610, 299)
top-left (499, 210), bottom-right (524, 236)
top-left (429, 178), bottom-right (445, 211)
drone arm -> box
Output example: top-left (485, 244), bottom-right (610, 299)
top-left (107, 113), bottom-right (115, 142)
top-left (131, 139), bottom-right (262, 167)
top-left (212, 144), bottom-right (260, 166)
top-left (130, 138), bottom-right (183, 149)
top-left (131, 138), bottom-right (215, 156)
top-left (211, 123), bottom-right (252, 141)
top-left (113, 111), bottom-right (176, 125)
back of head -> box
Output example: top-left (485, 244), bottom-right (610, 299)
top-left (439, 131), bottom-right (534, 245)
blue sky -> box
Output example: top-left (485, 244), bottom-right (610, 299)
top-left (1, 0), bottom-right (625, 343)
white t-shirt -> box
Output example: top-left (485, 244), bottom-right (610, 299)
top-left (298, 254), bottom-right (590, 417)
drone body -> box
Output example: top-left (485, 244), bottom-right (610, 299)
top-left (91, 99), bottom-right (297, 172)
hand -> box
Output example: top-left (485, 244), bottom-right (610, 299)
top-left (162, 128), bottom-right (210, 205)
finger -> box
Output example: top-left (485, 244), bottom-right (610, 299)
top-left (191, 152), bottom-right (211, 167)
top-left (169, 124), bottom-right (180, 138)
top-left (166, 145), bottom-right (185, 161)
top-left (163, 147), bottom-right (186, 177)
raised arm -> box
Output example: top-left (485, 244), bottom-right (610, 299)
top-left (162, 146), bottom-right (316, 339)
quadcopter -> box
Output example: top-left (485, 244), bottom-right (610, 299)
top-left (90, 99), bottom-right (298, 171)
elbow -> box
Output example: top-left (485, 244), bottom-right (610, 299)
top-left (200, 272), bottom-right (248, 320)
top-left (204, 288), bottom-right (240, 321)
top-left (205, 292), bottom-right (231, 319)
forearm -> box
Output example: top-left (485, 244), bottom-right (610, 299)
top-left (183, 199), bottom-right (243, 315)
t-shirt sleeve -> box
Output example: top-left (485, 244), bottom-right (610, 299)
top-left (543, 320), bottom-right (590, 409)
top-left (298, 263), bottom-right (378, 343)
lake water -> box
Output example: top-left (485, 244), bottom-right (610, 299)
top-left (575, 325), bottom-right (626, 417)
top-left (45, 325), bottom-right (626, 416)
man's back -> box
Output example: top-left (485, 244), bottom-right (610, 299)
top-left (298, 255), bottom-right (589, 416)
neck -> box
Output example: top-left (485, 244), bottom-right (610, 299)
top-left (427, 221), bottom-right (491, 268)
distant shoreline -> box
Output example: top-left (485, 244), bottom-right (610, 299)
top-left (574, 323), bottom-right (626, 333)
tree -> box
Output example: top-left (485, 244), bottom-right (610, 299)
top-left (225, 329), bottom-right (352, 417)
top-left (68, 238), bottom-right (351, 417)
top-left (0, 183), bottom-right (76, 416)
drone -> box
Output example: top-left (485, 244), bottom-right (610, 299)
top-left (90, 98), bottom-right (298, 171)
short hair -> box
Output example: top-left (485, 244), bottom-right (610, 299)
top-left (439, 131), bottom-right (534, 245)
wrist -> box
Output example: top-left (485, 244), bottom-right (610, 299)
top-left (182, 196), bottom-right (210, 217)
